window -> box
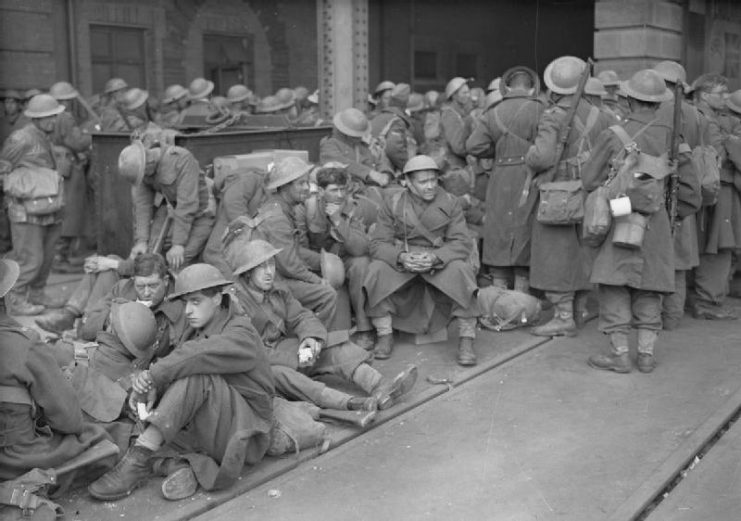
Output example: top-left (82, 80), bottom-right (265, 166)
top-left (203, 34), bottom-right (255, 94)
top-left (90, 25), bottom-right (146, 93)
top-left (414, 50), bottom-right (438, 81)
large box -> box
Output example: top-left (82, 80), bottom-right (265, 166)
top-left (212, 149), bottom-right (309, 186)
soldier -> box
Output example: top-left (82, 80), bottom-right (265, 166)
top-left (319, 107), bottom-right (390, 195)
top-left (688, 73), bottom-right (741, 320)
top-left (180, 77), bottom-right (214, 124)
top-left (582, 69), bottom-right (701, 373)
top-left (370, 83), bottom-right (415, 179)
top-left (526, 56), bottom-right (615, 337)
top-left (226, 84), bottom-right (257, 115)
top-left (118, 138), bottom-right (215, 271)
top-left (407, 92), bottom-right (426, 147)
top-left (158, 84), bottom-right (189, 128)
top-left (0, 94), bottom-right (67, 315)
top-left (466, 65), bottom-right (545, 292)
top-left (88, 263), bottom-right (274, 501)
top-left (0, 89), bottom-right (28, 143)
top-left (295, 166), bottom-right (378, 348)
top-left (229, 239), bottom-right (417, 412)
top-left (294, 89), bottom-right (323, 127)
top-left (368, 80), bottom-right (395, 118)
top-left (364, 155), bottom-right (479, 366)
top-left (440, 77), bottom-right (473, 171)
top-left (597, 70), bottom-right (627, 121)
top-left (653, 61), bottom-right (708, 329)
top-left (0, 258), bottom-right (111, 481)
top-left (94, 77), bottom-right (128, 114)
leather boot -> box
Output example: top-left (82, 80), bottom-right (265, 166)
top-left (373, 333), bottom-right (394, 360)
top-left (637, 329), bottom-right (658, 373)
top-left (531, 300), bottom-right (576, 337)
top-left (457, 337), bottom-right (477, 366)
top-left (347, 396), bottom-right (378, 411)
top-left (88, 445), bottom-right (153, 501)
top-left (35, 307), bottom-right (78, 334)
top-left (372, 364), bottom-right (418, 410)
top-left (588, 352), bottom-right (631, 373)
top-left (7, 291), bottom-right (44, 316)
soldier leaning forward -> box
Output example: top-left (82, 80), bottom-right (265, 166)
top-left (582, 70), bottom-right (701, 375)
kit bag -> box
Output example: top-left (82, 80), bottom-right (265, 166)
top-left (4, 165), bottom-right (65, 215)
top-left (692, 108), bottom-right (720, 206)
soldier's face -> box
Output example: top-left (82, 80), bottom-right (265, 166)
top-left (286, 175), bottom-right (310, 203)
top-left (183, 291), bottom-right (222, 329)
top-left (4, 98), bottom-right (19, 116)
top-left (407, 170), bottom-right (438, 201)
top-left (247, 258), bottom-right (276, 292)
top-left (34, 115), bottom-right (57, 133)
top-left (134, 273), bottom-right (167, 307)
top-left (379, 90), bottom-right (392, 109)
top-left (321, 183), bottom-right (347, 205)
top-left (454, 85), bottom-right (471, 106)
top-left (703, 86), bottom-right (728, 110)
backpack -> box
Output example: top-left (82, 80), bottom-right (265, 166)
top-left (692, 109), bottom-right (721, 206)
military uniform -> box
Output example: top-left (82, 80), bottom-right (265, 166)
top-left (364, 187), bottom-right (478, 335)
top-left (370, 107), bottom-right (412, 175)
top-left (295, 193), bottom-right (378, 333)
top-left (319, 129), bottom-right (380, 196)
top-left (439, 101), bottom-right (470, 170)
top-left (132, 145), bottom-right (215, 266)
top-left (466, 90), bottom-right (545, 287)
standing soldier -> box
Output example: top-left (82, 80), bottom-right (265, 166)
top-left (688, 73), bottom-right (741, 320)
top-left (0, 89), bottom-right (28, 143)
top-left (597, 70), bottom-right (626, 121)
top-left (440, 77), bottom-right (472, 171)
top-left (370, 83), bottom-right (415, 180)
top-left (118, 138), bottom-right (215, 271)
top-left (368, 80), bottom-right (395, 118)
top-left (0, 94), bottom-right (67, 315)
top-left (466, 66), bottom-right (544, 291)
top-left (582, 69), bottom-right (701, 373)
top-left (526, 56), bottom-right (615, 337)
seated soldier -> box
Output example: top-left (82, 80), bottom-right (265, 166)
top-left (88, 264), bottom-right (274, 501)
top-left (118, 137), bottom-right (215, 272)
top-left (295, 165), bottom-right (378, 348)
top-left (0, 258), bottom-right (111, 481)
top-left (229, 239), bottom-right (417, 411)
top-left (364, 155), bottom-right (480, 366)
top-left (225, 156), bottom-right (337, 326)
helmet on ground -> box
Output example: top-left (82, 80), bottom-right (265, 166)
top-left (230, 239), bottom-right (282, 276)
top-left (652, 61), bottom-right (687, 86)
top-left (255, 95), bottom-right (282, 114)
top-left (597, 70), bottom-right (621, 87)
top-left (162, 84), bottom-right (188, 104)
top-left (544, 56), bottom-right (587, 95)
top-left (374, 80), bottom-right (395, 96)
top-left (104, 78), bottom-right (128, 94)
top-left (320, 250), bottom-right (345, 289)
top-left (118, 140), bottom-right (147, 186)
top-left (110, 301), bottom-right (157, 358)
top-left (24, 94), bottom-right (65, 118)
top-left (0, 259), bottom-right (19, 298)
top-left (403, 154), bottom-right (440, 175)
top-left (726, 90), bottom-right (741, 115)
top-left (486, 78), bottom-right (501, 93)
top-left (445, 77), bottom-right (470, 100)
top-left (123, 88), bottom-right (149, 111)
top-left (49, 81), bottom-right (78, 100)
top-left (188, 77), bottom-right (214, 100)
top-left (333, 108), bottom-right (369, 138)
top-left (621, 69), bottom-right (672, 103)
top-left (407, 92), bottom-right (425, 113)
top-left (585, 77), bottom-right (607, 97)
top-left (226, 84), bottom-right (253, 104)
top-left (265, 156), bottom-right (313, 191)
top-left (168, 263), bottom-right (232, 300)
top-left (3, 89), bottom-right (22, 101)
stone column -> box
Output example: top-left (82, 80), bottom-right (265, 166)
top-left (594, 0), bottom-right (684, 79)
top-left (316, 0), bottom-right (369, 119)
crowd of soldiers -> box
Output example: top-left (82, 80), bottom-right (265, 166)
top-left (1, 54), bottom-right (740, 514)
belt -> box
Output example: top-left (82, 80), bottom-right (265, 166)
top-left (495, 155), bottom-right (525, 166)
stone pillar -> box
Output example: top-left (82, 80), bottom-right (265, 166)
top-left (594, 0), bottom-right (684, 79)
top-left (316, 0), bottom-right (369, 119)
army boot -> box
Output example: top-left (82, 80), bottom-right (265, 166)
top-left (7, 290), bottom-right (44, 316)
top-left (636, 329), bottom-right (658, 373)
top-left (35, 307), bottom-right (78, 334)
top-left (373, 334), bottom-right (394, 360)
top-left (531, 298), bottom-right (576, 337)
top-left (588, 332), bottom-right (631, 373)
top-left (457, 337), bottom-right (477, 366)
top-left (88, 445), bottom-right (153, 501)
top-left (372, 364), bottom-right (418, 410)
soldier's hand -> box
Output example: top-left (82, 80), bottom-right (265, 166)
top-left (132, 369), bottom-right (154, 395)
top-left (130, 241), bottom-right (148, 259)
top-left (368, 170), bottom-right (391, 187)
top-left (166, 245), bottom-right (185, 270)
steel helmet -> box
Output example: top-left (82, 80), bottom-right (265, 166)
top-left (544, 56), bottom-right (587, 95)
top-left (333, 108), bottom-right (370, 138)
top-left (293, 86), bottom-right (309, 102)
top-left (3, 89), bottom-right (22, 100)
top-left (226, 84), bottom-right (252, 104)
top-left (597, 70), bottom-right (620, 87)
top-left (320, 250), bottom-right (345, 289)
top-left (621, 69), bottom-right (672, 103)
top-left (49, 81), bottom-right (78, 100)
top-left (652, 61), bottom-right (687, 86)
top-left (407, 92), bottom-right (425, 113)
top-left (162, 84), bottom-right (188, 104)
top-left (118, 140), bottom-right (147, 186)
top-left (0, 259), bottom-right (20, 298)
top-left (584, 77), bottom-right (607, 97)
top-left (726, 90), bottom-right (741, 114)
top-left (374, 80), bottom-right (395, 95)
top-left (275, 88), bottom-right (296, 110)
top-left (403, 154), bottom-right (440, 175)
top-left (424, 90), bottom-right (440, 109)
top-left (211, 96), bottom-right (229, 110)
top-left (445, 77), bottom-right (470, 100)
top-left (122, 88), bottom-right (149, 111)
top-left (104, 78), bottom-right (128, 94)
top-left (390, 83), bottom-right (411, 108)
top-left (255, 95), bottom-right (282, 114)
top-left (168, 263), bottom-right (232, 300)
top-left (110, 301), bottom-right (157, 358)
top-left (486, 78), bottom-right (501, 93)
top-left (24, 94), bottom-right (65, 118)
top-left (229, 239), bottom-right (282, 276)
top-left (501, 66), bottom-right (540, 95)
top-left (188, 77), bottom-right (214, 100)
top-left (265, 156), bottom-right (313, 191)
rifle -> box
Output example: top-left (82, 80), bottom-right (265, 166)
top-left (667, 81), bottom-right (684, 232)
top-left (150, 211), bottom-right (174, 255)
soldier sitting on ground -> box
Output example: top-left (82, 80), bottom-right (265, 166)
top-left (88, 263), bottom-right (275, 502)
top-left (363, 155), bottom-right (480, 366)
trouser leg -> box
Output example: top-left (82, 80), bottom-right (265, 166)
top-left (694, 251), bottom-right (733, 304)
top-left (597, 284), bottom-right (632, 338)
top-left (487, 266), bottom-right (511, 289)
top-left (345, 256), bottom-right (372, 331)
top-left (284, 278), bottom-right (337, 327)
top-left (310, 341), bottom-right (371, 382)
top-left (30, 223), bottom-right (61, 291)
top-left (9, 222), bottom-right (45, 293)
top-left (661, 270), bottom-right (686, 329)
top-left (271, 365), bottom-right (351, 410)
